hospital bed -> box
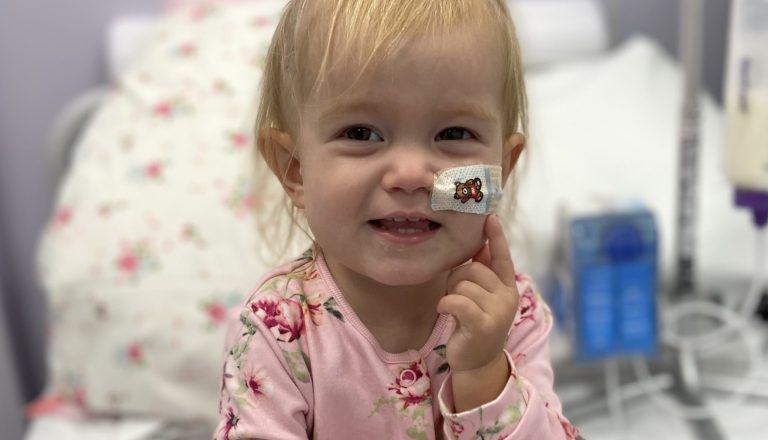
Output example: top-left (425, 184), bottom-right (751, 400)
top-left (26, 1), bottom-right (768, 439)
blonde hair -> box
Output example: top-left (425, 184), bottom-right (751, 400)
top-left (255, 0), bottom-right (528, 259)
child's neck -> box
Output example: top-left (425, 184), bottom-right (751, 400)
top-left (325, 258), bottom-right (448, 353)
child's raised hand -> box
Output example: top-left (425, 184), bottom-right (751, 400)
top-left (437, 214), bottom-right (519, 399)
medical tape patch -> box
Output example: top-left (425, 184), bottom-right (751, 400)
top-left (430, 165), bottom-right (503, 214)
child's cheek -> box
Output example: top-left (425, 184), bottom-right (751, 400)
top-left (447, 213), bottom-right (488, 263)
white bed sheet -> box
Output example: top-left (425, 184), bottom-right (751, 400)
top-left (558, 322), bottom-right (768, 439)
top-left (25, 416), bottom-right (163, 440)
top-left (25, 411), bottom-right (216, 440)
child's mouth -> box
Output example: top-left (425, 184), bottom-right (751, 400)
top-left (369, 217), bottom-right (441, 234)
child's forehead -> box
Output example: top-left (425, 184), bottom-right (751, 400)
top-left (304, 26), bottom-right (506, 104)
top-left (302, 36), bottom-right (506, 133)
top-left (291, 0), bottom-right (509, 91)
top-left (270, 0), bottom-right (523, 135)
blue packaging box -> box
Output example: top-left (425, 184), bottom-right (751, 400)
top-left (563, 210), bottom-right (659, 361)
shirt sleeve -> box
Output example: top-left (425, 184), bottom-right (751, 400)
top-left (437, 274), bottom-right (581, 440)
top-left (214, 295), bottom-right (313, 440)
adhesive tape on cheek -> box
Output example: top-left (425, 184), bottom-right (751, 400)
top-left (430, 164), bottom-right (503, 214)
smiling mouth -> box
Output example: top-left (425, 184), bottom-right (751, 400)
top-left (369, 217), bottom-right (441, 234)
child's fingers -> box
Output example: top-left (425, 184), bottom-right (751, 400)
top-left (471, 241), bottom-right (491, 268)
top-left (447, 262), bottom-right (503, 299)
top-left (449, 278), bottom-right (497, 312)
top-left (485, 214), bottom-right (517, 287)
top-left (437, 293), bottom-right (487, 331)
top-left (447, 264), bottom-right (518, 318)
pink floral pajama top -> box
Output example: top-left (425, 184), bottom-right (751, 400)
top-left (215, 247), bottom-right (580, 439)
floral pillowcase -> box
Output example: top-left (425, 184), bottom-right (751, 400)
top-left (35, 0), bottom-right (308, 424)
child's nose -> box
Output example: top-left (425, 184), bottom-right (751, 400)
top-left (380, 147), bottom-right (436, 194)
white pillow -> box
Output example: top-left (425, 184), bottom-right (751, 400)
top-left (37, 0), bottom-right (303, 424)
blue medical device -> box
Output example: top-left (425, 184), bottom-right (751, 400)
top-left (556, 209), bottom-right (659, 361)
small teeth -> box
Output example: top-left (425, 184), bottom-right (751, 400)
top-left (378, 217), bottom-right (433, 234)
top-left (388, 217), bottom-right (425, 222)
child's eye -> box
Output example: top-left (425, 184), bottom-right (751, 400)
top-left (343, 127), bottom-right (383, 142)
top-left (436, 127), bottom-right (474, 141)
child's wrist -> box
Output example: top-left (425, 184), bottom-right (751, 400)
top-left (451, 352), bottom-right (510, 413)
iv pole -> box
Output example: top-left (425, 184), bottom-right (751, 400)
top-left (670, 0), bottom-right (725, 438)
top-left (674, 0), bottom-right (702, 299)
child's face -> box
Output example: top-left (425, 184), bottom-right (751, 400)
top-left (281, 29), bottom-right (523, 287)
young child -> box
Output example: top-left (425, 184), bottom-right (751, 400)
top-left (216, 0), bottom-right (580, 438)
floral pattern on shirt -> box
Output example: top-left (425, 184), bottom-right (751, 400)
top-left (512, 275), bottom-right (551, 328)
top-left (217, 248), bottom-right (579, 439)
top-left (250, 293), bottom-right (306, 343)
top-left (547, 402), bottom-right (583, 440)
top-left (371, 360), bottom-right (435, 439)
top-left (441, 366), bottom-right (527, 440)
top-left (230, 254), bottom-right (341, 390)
top-left (388, 361), bottom-right (433, 409)
top-left (433, 344), bottom-right (450, 374)
top-left (218, 406), bottom-right (239, 440)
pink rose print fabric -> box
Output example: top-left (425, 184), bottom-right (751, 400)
top-left (215, 246), bottom-right (580, 439)
top-left (388, 362), bottom-right (432, 409)
top-left (250, 294), bottom-right (306, 343)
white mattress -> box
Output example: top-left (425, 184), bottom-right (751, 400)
top-left (25, 415), bottom-right (215, 440)
top-left (576, 399), bottom-right (768, 440)
top-left (553, 323), bottom-right (768, 440)
top-left (25, 416), bottom-right (164, 440)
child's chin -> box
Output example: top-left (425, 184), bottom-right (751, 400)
top-left (376, 274), bottom-right (436, 287)
top-left (367, 263), bottom-right (454, 287)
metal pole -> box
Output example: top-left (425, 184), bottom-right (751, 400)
top-left (674, 0), bottom-right (703, 298)
top-left (671, 2), bottom-right (726, 438)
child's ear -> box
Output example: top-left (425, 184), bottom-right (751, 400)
top-left (257, 128), bottom-right (305, 209)
top-left (501, 133), bottom-right (525, 185)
